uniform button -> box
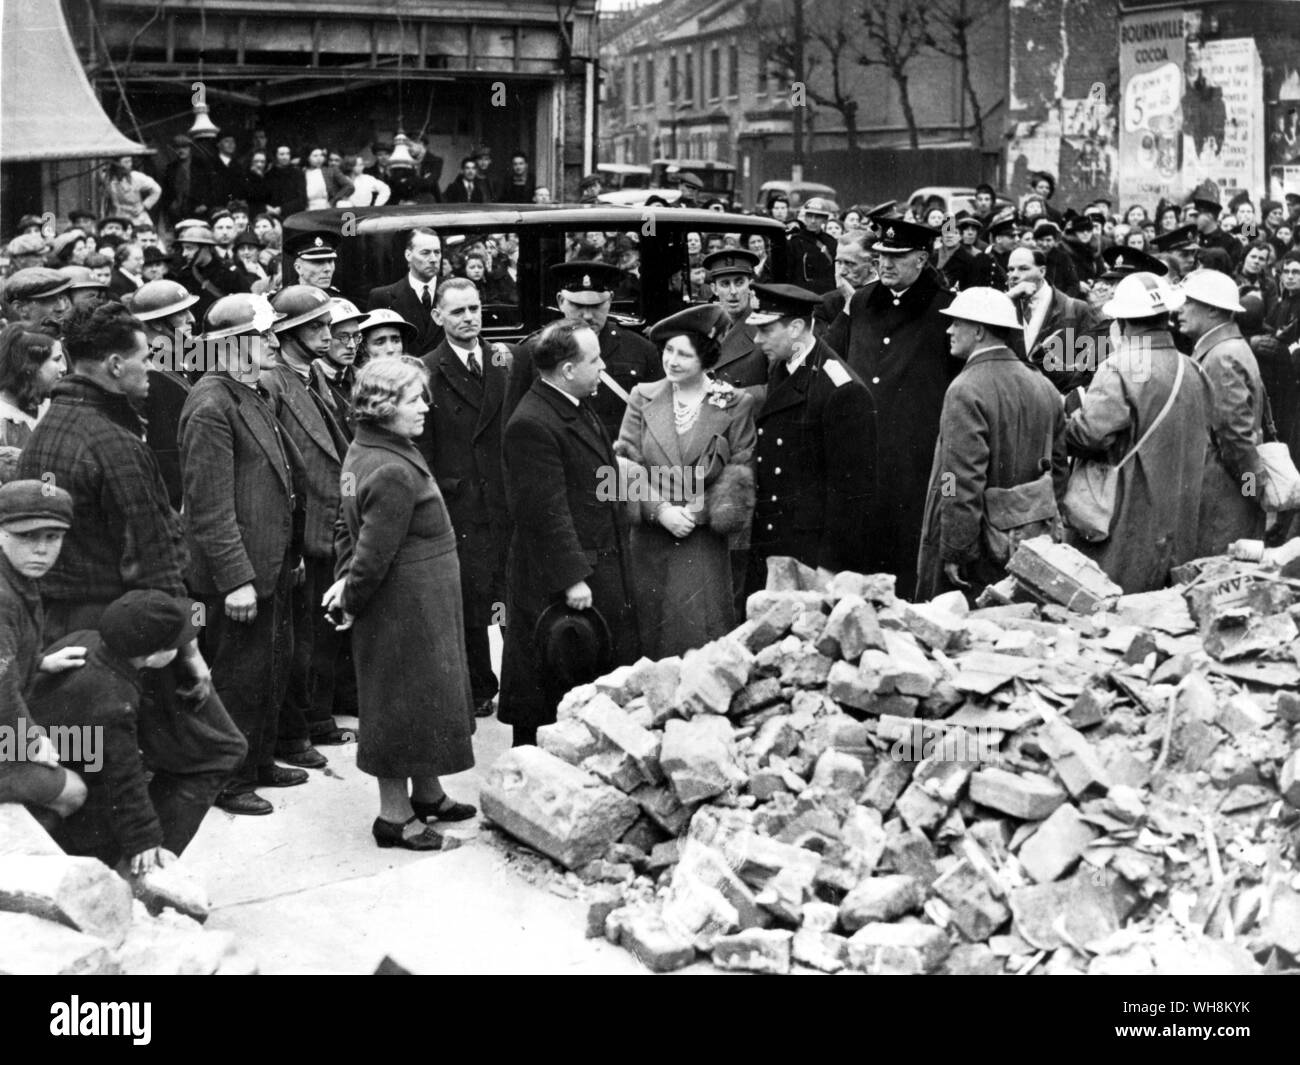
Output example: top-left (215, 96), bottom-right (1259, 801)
top-left (893, 298), bottom-right (900, 306)
top-left (872, 376), bottom-right (880, 384)
top-left (766, 523), bottom-right (773, 531)
top-left (771, 495), bottom-right (778, 502)
top-left (776, 437), bottom-right (783, 445)
top-left (757, 456), bottom-right (763, 463)
top-left (883, 337), bottom-right (891, 345)
top-left (757, 428), bottom-right (764, 435)
top-left (774, 467), bottom-right (782, 475)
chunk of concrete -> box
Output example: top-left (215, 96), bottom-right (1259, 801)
top-left (0, 912), bottom-right (117, 974)
top-left (838, 874), bottom-right (922, 930)
top-left (0, 854), bottom-right (132, 945)
top-left (576, 696), bottom-right (663, 784)
top-left (711, 928), bottom-right (793, 974)
top-left (816, 594), bottom-right (886, 661)
top-left (480, 746), bottom-right (640, 870)
top-left (675, 638), bottom-right (754, 716)
top-left (113, 910), bottom-right (236, 975)
top-left (969, 767), bottom-right (1067, 820)
top-left (536, 718), bottom-right (601, 765)
top-left (1017, 804), bottom-right (1098, 884)
top-left (792, 928), bottom-right (849, 972)
top-left (847, 922), bottom-right (950, 974)
top-left (660, 716), bottom-right (746, 805)
top-left (0, 803), bottom-right (62, 857)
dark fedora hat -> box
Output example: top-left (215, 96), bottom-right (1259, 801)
top-left (534, 603), bottom-right (613, 691)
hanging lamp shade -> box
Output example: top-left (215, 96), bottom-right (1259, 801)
top-left (188, 103), bottom-right (220, 139)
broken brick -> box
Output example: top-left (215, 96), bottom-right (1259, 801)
top-left (0, 855), bottom-right (133, 945)
top-left (816, 595), bottom-right (886, 661)
top-left (1017, 804), bottom-right (1097, 883)
top-left (675, 638), bottom-right (754, 716)
top-left (969, 767), bottom-right (1067, 820)
top-left (536, 718), bottom-right (601, 765)
top-left (711, 928), bottom-right (793, 974)
top-left (846, 921), bottom-right (951, 974)
top-left (838, 874), bottom-right (922, 930)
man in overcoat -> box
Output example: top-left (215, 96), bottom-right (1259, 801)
top-left (499, 320), bottom-right (639, 747)
top-left (366, 227), bottom-right (446, 355)
top-left (417, 278), bottom-right (511, 718)
top-left (825, 219), bottom-right (956, 598)
top-left (746, 284), bottom-right (877, 593)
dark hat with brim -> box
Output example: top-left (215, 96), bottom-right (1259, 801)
top-left (142, 246), bottom-right (169, 265)
top-left (953, 210), bottom-right (982, 232)
top-left (1100, 245), bottom-right (1169, 280)
top-left (1191, 197), bottom-right (1222, 218)
top-left (748, 282), bottom-right (823, 326)
top-left (549, 261), bottom-right (625, 305)
top-left (645, 303), bottom-right (730, 345)
top-left (99, 590), bottom-right (202, 660)
top-left (702, 248), bottom-right (759, 279)
top-left (865, 199), bottom-right (898, 220)
top-left (1151, 224), bottom-right (1199, 252)
top-left (671, 172), bottom-right (704, 191)
top-left (0, 479), bottom-right (73, 533)
top-left (1032, 221), bottom-right (1063, 240)
top-left (4, 267), bottom-right (72, 301)
top-left (983, 207), bottom-right (1020, 239)
top-left (533, 603), bottom-right (613, 690)
top-left (284, 230), bottom-right (339, 262)
top-left (874, 218), bottom-right (939, 254)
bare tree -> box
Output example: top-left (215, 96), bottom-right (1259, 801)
top-left (924, 0), bottom-right (1002, 147)
top-left (758, 0), bottom-right (865, 150)
top-left (857, 0), bottom-right (931, 149)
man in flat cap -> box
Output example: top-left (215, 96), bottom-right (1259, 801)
top-left (6, 233), bottom-right (48, 273)
top-left (4, 269), bottom-right (72, 337)
top-left (505, 261), bottom-right (662, 440)
top-left (825, 219), bottom-right (956, 597)
top-left (746, 283), bottom-right (877, 592)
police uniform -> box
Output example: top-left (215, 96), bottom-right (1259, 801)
top-left (745, 285), bottom-right (877, 594)
top-left (284, 230), bottom-right (343, 298)
top-left (1191, 198), bottom-right (1242, 268)
top-left (504, 262), bottom-right (662, 441)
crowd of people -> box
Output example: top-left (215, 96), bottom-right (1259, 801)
top-left (3, 156), bottom-right (1300, 864)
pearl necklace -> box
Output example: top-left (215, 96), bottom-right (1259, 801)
top-left (673, 386), bottom-right (705, 435)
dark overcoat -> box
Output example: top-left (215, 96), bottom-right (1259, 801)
top-left (916, 346), bottom-right (1067, 602)
top-left (416, 339), bottom-right (510, 625)
top-left (140, 366), bottom-right (191, 512)
top-left (824, 268), bottom-right (956, 597)
top-left (713, 314), bottom-right (768, 392)
top-left (499, 380), bottom-right (639, 729)
top-left (366, 278), bottom-right (444, 355)
top-left (335, 425), bottom-right (475, 778)
top-left (746, 339), bottom-right (877, 592)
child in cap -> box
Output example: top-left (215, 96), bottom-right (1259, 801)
top-left (30, 589), bottom-right (201, 875)
top-left (0, 480), bottom-right (87, 826)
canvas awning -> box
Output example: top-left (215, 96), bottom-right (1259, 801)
top-left (1, 0), bottom-right (147, 162)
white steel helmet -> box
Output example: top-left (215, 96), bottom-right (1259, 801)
top-left (939, 286), bottom-right (1020, 330)
top-left (1103, 271), bottom-right (1186, 319)
top-left (1179, 268), bottom-right (1245, 313)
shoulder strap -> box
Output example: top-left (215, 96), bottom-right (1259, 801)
top-left (1116, 353), bottom-right (1185, 470)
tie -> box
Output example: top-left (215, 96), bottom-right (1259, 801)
top-left (467, 349), bottom-right (482, 378)
top-left (420, 284), bottom-right (432, 316)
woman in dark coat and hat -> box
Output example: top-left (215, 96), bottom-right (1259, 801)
top-left (615, 305), bottom-right (756, 658)
top-left (323, 356), bottom-right (476, 850)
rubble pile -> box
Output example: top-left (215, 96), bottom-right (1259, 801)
top-left (0, 804), bottom-right (254, 975)
top-left (481, 537), bottom-right (1300, 974)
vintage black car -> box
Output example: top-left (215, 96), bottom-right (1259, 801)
top-left (283, 204), bottom-right (787, 343)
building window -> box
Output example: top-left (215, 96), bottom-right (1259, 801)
top-left (632, 59), bottom-right (641, 108)
top-left (669, 54), bottom-right (678, 103)
top-left (684, 51), bottom-right (694, 107)
top-left (710, 46), bottom-right (721, 100)
top-left (646, 57), bottom-right (655, 104)
top-left (757, 43), bottom-right (767, 94)
top-left (728, 44), bottom-right (739, 97)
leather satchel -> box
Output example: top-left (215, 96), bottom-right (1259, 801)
top-left (983, 468), bottom-right (1059, 563)
top-left (1063, 354), bottom-right (1185, 543)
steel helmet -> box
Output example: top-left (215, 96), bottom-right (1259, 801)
top-left (270, 284), bottom-right (333, 332)
top-left (329, 298), bottom-right (367, 327)
top-left (176, 224), bottom-right (217, 246)
top-left (201, 293), bottom-right (284, 341)
top-left (127, 280), bottom-right (198, 322)
top-left (359, 308), bottom-right (417, 347)
top-left (1179, 268), bottom-right (1245, 313)
top-left (1103, 271), bottom-right (1185, 319)
top-left (939, 286), bottom-right (1020, 330)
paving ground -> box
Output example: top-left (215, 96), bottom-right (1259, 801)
top-left (182, 630), bottom-right (651, 975)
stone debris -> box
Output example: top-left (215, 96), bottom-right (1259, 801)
top-left (482, 550), bottom-right (1300, 974)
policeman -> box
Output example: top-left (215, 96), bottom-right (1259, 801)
top-left (981, 208), bottom-right (1019, 291)
top-left (505, 261), bottom-right (662, 441)
top-left (786, 198), bottom-right (837, 294)
top-left (174, 223), bottom-right (250, 326)
top-left (745, 283), bottom-right (877, 594)
top-left (283, 230), bottom-right (343, 295)
top-left (1151, 224), bottom-right (1200, 279)
top-left (125, 280), bottom-right (201, 508)
top-left (701, 248), bottom-right (767, 390)
top-left (1191, 197), bottom-right (1242, 268)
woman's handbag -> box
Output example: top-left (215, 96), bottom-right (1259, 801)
top-left (1062, 354), bottom-right (1185, 543)
top-left (1256, 394), bottom-right (1300, 511)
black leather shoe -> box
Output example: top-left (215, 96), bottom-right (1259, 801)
top-left (257, 764), bottom-right (309, 788)
top-left (372, 816), bottom-right (444, 851)
top-left (411, 795), bottom-right (477, 823)
top-left (474, 697), bottom-right (496, 719)
top-left (277, 746), bottom-right (327, 769)
top-left (314, 726), bottom-right (358, 745)
top-left (215, 790), bottom-right (273, 816)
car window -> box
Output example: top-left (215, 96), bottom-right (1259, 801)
top-left (423, 228), bottom-right (523, 329)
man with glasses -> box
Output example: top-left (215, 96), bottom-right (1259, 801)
top-left (314, 299), bottom-right (366, 434)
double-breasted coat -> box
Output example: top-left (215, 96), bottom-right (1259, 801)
top-left (615, 379), bottom-right (757, 658)
top-left (499, 380), bottom-right (639, 729)
top-left (1065, 330), bottom-right (1211, 594)
top-left (746, 338), bottom-right (877, 592)
top-left (916, 346), bottom-right (1067, 602)
top-left (1192, 321), bottom-right (1267, 554)
top-left (416, 339), bottom-right (510, 626)
top-left (824, 268), bottom-right (956, 598)
top-left (335, 425), bottom-right (475, 778)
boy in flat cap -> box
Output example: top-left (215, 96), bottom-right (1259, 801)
top-left (31, 590), bottom-right (201, 875)
top-left (0, 480), bottom-right (88, 829)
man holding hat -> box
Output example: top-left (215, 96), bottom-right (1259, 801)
top-left (0, 480), bottom-right (87, 829)
top-left (1065, 272), bottom-right (1209, 592)
top-left (126, 279), bottom-right (200, 509)
top-left (499, 319), bottom-right (640, 746)
top-left (17, 305), bottom-right (247, 852)
top-left (746, 283), bottom-right (877, 592)
top-left (1191, 196), bottom-right (1243, 268)
top-left (284, 230), bottom-right (341, 295)
top-left (263, 286), bottom-right (352, 763)
top-left (825, 218), bottom-right (956, 597)
top-left (179, 293), bottom-right (306, 815)
top-left (29, 590), bottom-right (203, 874)
top-left (916, 288), bottom-right (1066, 601)
top-left (506, 261), bottom-right (662, 441)
top-left (1174, 269), bottom-right (1268, 554)
top-left (702, 248), bottom-right (767, 390)
top-left (787, 198), bottom-right (837, 294)
top-left (4, 269), bottom-right (72, 337)
top-left (175, 223), bottom-right (251, 327)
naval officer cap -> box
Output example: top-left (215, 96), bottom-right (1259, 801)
top-left (747, 283), bottom-right (823, 326)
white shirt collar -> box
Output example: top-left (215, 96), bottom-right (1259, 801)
top-left (787, 339), bottom-right (816, 375)
top-left (542, 377), bottom-right (580, 406)
top-left (407, 274), bottom-right (435, 302)
top-left (447, 339), bottom-right (481, 368)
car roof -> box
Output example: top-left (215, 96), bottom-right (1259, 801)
top-left (652, 159), bottom-right (736, 171)
top-left (283, 204), bottom-right (781, 236)
top-left (597, 163), bottom-right (652, 174)
top-left (759, 180), bottom-right (837, 195)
